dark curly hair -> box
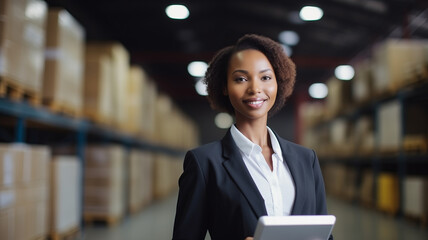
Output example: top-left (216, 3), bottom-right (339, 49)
top-left (204, 34), bottom-right (296, 117)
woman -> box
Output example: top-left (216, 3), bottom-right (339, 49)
top-left (172, 34), bottom-right (332, 240)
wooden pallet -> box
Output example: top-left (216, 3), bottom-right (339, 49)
top-left (0, 76), bottom-right (41, 105)
top-left (83, 213), bottom-right (122, 227)
top-left (50, 226), bottom-right (80, 240)
top-left (43, 99), bottom-right (81, 118)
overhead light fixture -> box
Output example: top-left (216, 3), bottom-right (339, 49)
top-left (188, 61), bottom-right (208, 77)
top-left (195, 78), bottom-right (208, 96)
top-left (215, 113), bottom-right (234, 129)
top-left (299, 6), bottom-right (323, 21)
top-left (334, 65), bottom-right (355, 81)
top-left (309, 83), bottom-right (328, 99)
top-left (165, 4), bottom-right (189, 20)
top-left (278, 31), bottom-right (300, 46)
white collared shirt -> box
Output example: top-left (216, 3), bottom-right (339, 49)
top-left (230, 125), bottom-right (295, 216)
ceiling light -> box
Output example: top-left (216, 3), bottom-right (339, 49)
top-left (299, 6), bottom-right (323, 21)
top-left (195, 78), bottom-right (208, 96)
top-left (165, 4), bottom-right (189, 20)
top-left (334, 65), bottom-right (355, 81)
top-left (215, 113), bottom-right (234, 129)
top-left (309, 83), bottom-right (328, 99)
top-left (278, 31), bottom-right (300, 46)
top-left (188, 61), bottom-right (208, 77)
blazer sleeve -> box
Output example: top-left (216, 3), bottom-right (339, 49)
top-left (172, 151), bottom-right (208, 240)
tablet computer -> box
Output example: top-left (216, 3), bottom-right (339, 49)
top-left (253, 215), bottom-right (336, 240)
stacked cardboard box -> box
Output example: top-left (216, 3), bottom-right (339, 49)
top-left (83, 50), bottom-right (113, 125)
top-left (352, 59), bottom-right (373, 104)
top-left (126, 66), bottom-right (147, 135)
top-left (378, 100), bottom-right (401, 153)
top-left (0, 144), bottom-right (50, 240)
top-left (128, 150), bottom-right (154, 213)
top-left (0, 0), bottom-right (47, 95)
top-left (359, 169), bottom-right (374, 207)
top-left (325, 77), bottom-right (353, 119)
top-left (372, 39), bottom-right (428, 94)
top-left (86, 42), bottom-right (130, 130)
top-left (84, 145), bottom-right (125, 221)
top-left (50, 156), bottom-right (80, 237)
top-left (403, 176), bottom-right (428, 219)
top-left (43, 8), bottom-right (84, 115)
top-left (140, 78), bottom-right (157, 140)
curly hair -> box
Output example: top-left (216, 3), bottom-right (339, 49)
top-left (204, 34), bottom-right (296, 117)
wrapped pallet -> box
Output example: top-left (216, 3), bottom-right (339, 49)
top-left (153, 153), bottom-right (172, 199)
top-left (377, 173), bottom-right (399, 215)
top-left (50, 156), bottom-right (80, 238)
top-left (0, 144), bottom-right (50, 240)
top-left (126, 66), bottom-right (146, 135)
top-left (403, 176), bottom-right (428, 219)
top-left (43, 8), bottom-right (84, 116)
top-left (378, 100), bottom-right (401, 153)
top-left (360, 170), bottom-right (374, 207)
top-left (325, 77), bottom-right (353, 119)
top-left (372, 39), bottom-right (428, 94)
top-left (83, 51), bottom-right (113, 125)
top-left (86, 42), bottom-right (130, 130)
top-left (84, 145), bottom-right (125, 225)
top-left (140, 78), bottom-right (157, 140)
top-left (0, 0), bottom-right (47, 100)
top-left (352, 59), bottom-right (373, 103)
top-left (128, 150), bottom-right (153, 214)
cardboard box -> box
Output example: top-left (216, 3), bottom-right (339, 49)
top-left (43, 8), bottom-right (84, 114)
top-left (86, 42), bottom-right (129, 129)
top-left (50, 156), bottom-right (80, 234)
top-left (83, 53), bottom-right (113, 125)
top-left (378, 100), bottom-right (401, 152)
top-left (84, 145), bottom-right (125, 218)
top-left (372, 39), bottom-right (428, 94)
top-left (403, 177), bottom-right (428, 217)
top-left (0, 0), bottom-right (47, 95)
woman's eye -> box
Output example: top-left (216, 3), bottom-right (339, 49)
top-left (235, 77), bottom-right (247, 82)
top-left (261, 76), bottom-right (272, 81)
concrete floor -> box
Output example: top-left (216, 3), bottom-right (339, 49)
top-left (82, 193), bottom-right (428, 240)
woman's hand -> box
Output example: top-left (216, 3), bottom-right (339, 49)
top-left (245, 238), bottom-right (254, 240)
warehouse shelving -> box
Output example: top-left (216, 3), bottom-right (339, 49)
top-left (314, 79), bottom-right (428, 218)
top-left (0, 96), bottom-right (186, 232)
top-left (0, 96), bottom-right (185, 156)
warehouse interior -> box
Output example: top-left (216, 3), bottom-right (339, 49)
top-left (1, 0), bottom-right (428, 239)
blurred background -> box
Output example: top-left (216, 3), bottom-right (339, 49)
top-left (0, 0), bottom-right (428, 239)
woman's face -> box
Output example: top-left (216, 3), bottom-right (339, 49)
top-left (226, 49), bottom-right (277, 122)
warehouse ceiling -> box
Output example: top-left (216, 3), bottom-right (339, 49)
top-left (44, 0), bottom-right (428, 142)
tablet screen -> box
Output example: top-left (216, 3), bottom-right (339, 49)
top-left (253, 215), bottom-right (336, 240)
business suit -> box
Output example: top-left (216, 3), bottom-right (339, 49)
top-left (172, 129), bottom-right (332, 240)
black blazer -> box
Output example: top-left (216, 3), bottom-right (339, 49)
top-left (172, 129), bottom-right (332, 240)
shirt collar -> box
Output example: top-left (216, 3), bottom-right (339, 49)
top-left (230, 125), bottom-right (283, 161)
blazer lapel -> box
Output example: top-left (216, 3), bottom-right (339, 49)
top-left (277, 136), bottom-right (307, 214)
top-left (221, 130), bottom-right (267, 218)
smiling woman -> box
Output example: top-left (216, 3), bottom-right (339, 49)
top-left (172, 34), bottom-right (333, 240)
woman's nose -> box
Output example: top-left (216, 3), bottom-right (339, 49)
top-left (247, 79), bottom-right (261, 94)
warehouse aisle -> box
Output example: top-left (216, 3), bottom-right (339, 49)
top-left (83, 193), bottom-right (428, 240)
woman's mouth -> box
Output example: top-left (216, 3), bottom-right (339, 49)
top-left (244, 99), bottom-right (266, 108)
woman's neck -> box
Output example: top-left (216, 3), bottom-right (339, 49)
top-left (235, 117), bottom-right (269, 148)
